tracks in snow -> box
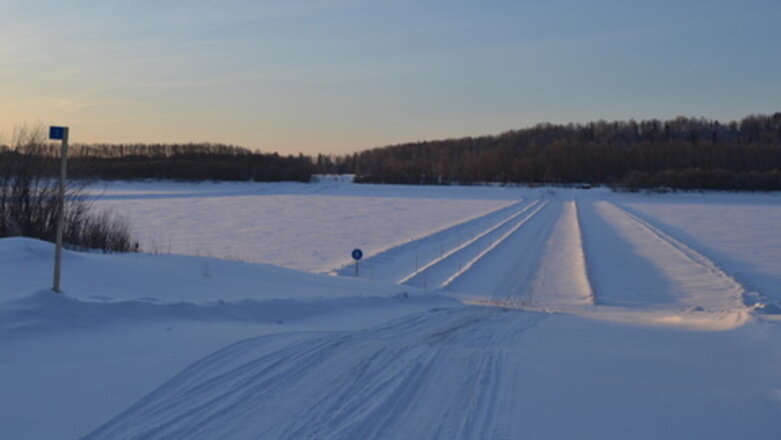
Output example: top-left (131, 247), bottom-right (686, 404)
top-left (397, 200), bottom-right (541, 284)
top-left (453, 200), bottom-right (596, 309)
top-left (400, 200), bottom-right (548, 290)
top-left (379, 195), bottom-right (750, 314)
top-left (83, 307), bottom-right (547, 440)
top-left (334, 200), bottom-right (531, 282)
top-left (327, 190), bottom-right (752, 315)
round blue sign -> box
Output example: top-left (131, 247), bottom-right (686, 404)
top-left (351, 248), bottom-right (363, 261)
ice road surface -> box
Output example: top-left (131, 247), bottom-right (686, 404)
top-left (2, 180), bottom-right (781, 440)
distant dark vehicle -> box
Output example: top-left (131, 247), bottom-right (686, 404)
top-left (575, 184), bottom-right (592, 190)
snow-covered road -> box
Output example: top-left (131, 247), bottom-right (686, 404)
top-left (345, 193), bottom-right (752, 315)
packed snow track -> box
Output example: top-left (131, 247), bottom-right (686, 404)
top-left (350, 194), bottom-right (750, 314)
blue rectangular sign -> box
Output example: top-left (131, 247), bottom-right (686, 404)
top-left (49, 126), bottom-right (66, 140)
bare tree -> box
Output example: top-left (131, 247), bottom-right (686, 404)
top-left (0, 125), bottom-right (138, 252)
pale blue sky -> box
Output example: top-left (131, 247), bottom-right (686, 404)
top-left (1, 0), bottom-right (779, 153)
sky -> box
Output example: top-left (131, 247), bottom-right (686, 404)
top-left (1, 0), bottom-right (780, 154)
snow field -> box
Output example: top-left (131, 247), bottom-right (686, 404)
top-left (91, 180), bottom-right (519, 273)
top-left (3, 182), bottom-right (781, 439)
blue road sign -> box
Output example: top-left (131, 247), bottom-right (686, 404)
top-left (352, 248), bottom-right (363, 261)
top-left (49, 126), bottom-right (66, 140)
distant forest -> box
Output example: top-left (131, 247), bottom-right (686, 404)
top-left (319, 113), bottom-right (781, 191)
top-left (2, 113), bottom-right (780, 190)
top-left (72, 143), bottom-right (315, 182)
top-left (0, 141), bottom-right (314, 182)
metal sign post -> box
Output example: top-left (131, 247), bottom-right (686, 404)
top-left (50, 126), bottom-right (69, 293)
top-left (351, 248), bottom-right (363, 277)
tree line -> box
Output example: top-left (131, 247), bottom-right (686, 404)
top-left (0, 141), bottom-right (315, 182)
top-left (3, 113), bottom-right (780, 190)
top-left (66, 143), bottom-right (314, 182)
top-left (318, 113), bottom-right (781, 191)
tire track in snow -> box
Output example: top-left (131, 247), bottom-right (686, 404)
top-left (83, 307), bottom-right (546, 440)
top-left (333, 199), bottom-right (530, 281)
top-left (399, 200), bottom-right (548, 290)
top-left (599, 201), bottom-right (746, 311)
top-left (397, 200), bottom-right (541, 284)
top-left (440, 199), bottom-right (594, 310)
top-left (447, 197), bottom-right (561, 303)
top-left (441, 201), bottom-right (549, 288)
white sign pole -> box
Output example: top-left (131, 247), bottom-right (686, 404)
top-left (52, 127), bottom-right (69, 293)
